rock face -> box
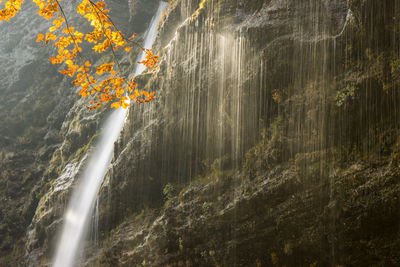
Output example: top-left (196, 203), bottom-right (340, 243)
top-left (0, 1), bottom-right (77, 264)
top-left (79, 0), bottom-right (400, 266)
top-left (1, 0), bottom-right (400, 266)
top-left (91, 0), bottom-right (400, 266)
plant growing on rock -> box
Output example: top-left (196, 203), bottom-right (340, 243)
top-left (0, 0), bottom-right (159, 110)
top-left (162, 183), bottom-right (175, 200)
top-left (335, 84), bottom-right (357, 107)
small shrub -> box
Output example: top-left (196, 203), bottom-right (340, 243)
top-left (162, 183), bottom-right (175, 200)
top-left (335, 84), bottom-right (356, 107)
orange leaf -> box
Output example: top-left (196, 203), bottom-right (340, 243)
top-left (128, 33), bottom-right (136, 40)
top-left (36, 34), bottom-right (44, 42)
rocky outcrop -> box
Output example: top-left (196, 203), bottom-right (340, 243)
top-left (86, 156), bottom-right (400, 266)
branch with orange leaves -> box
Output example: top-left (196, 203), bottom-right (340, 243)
top-left (0, 0), bottom-right (160, 110)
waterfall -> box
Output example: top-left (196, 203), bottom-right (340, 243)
top-left (52, 2), bottom-right (167, 266)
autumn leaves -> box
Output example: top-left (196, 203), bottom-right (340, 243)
top-left (0, 0), bottom-right (23, 21)
top-left (0, 0), bottom-right (159, 110)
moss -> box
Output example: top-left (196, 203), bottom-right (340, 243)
top-left (34, 188), bottom-right (53, 222)
top-left (74, 133), bottom-right (99, 161)
top-left (48, 149), bottom-right (63, 175)
top-left (67, 113), bottom-right (82, 135)
top-left (161, 183), bottom-right (176, 208)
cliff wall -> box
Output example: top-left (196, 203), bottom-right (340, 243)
top-left (1, 0), bottom-right (400, 266)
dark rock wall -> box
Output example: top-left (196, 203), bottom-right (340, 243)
top-left (0, 1), bottom-right (77, 263)
top-left (91, 0), bottom-right (400, 266)
top-left (102, 0), bottom-right (349, 229)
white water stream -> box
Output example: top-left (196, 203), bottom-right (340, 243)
top-left (53, 2), bottom-right (167, 266)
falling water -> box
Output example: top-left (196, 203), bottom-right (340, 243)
top-left (52, 108), bottom-right (127, 267)
top-left (90, 197), bottom-right (99, 246)
top-left (52, 2), bottom-right (167, 266)
top-left (153, 0), bottom-right (262, 182)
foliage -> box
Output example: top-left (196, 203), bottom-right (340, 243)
top-left (162, 183), bottom-right (175, 200)
top-left (0, 0), bottom-right (159, 110)
top-left (335, 84), bottom-right (356, 107)
top-left (272, 89), bottom-right (282, 103)
top-left (270, 252), bottom-right (279, 265)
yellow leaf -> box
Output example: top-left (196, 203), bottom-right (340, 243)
top-left (111, 102), bottom-right (120, 109)
top-left (121, 102), bottom-right (129, 109)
